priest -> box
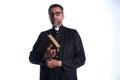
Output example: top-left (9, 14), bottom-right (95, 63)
top-left (29, 4), bottom-right (86, 80)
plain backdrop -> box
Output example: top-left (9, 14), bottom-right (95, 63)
top-left (0, 0), bottom-right (120, 80)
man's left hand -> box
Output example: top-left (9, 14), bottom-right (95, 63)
top-left (46, 59), bottom-right (62, 68)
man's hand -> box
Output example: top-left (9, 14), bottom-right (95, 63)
top-left (45, 59), bottom-right (62, 68)
top-left (44, 44), bottom-right (57, 59)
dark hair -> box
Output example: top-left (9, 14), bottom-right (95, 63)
top-left (48, 4), bottom-right (64, 13)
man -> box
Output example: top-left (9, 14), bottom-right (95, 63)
top-left (29, 4), bottom-right (86, 80)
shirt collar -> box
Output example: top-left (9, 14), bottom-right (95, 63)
top-left (54, 26), bottom-right (59, 31)
top-left (53, 25), bottom-right (63, 31)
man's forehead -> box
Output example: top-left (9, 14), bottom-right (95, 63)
top-left (49, 7), bottom-right (62, 12)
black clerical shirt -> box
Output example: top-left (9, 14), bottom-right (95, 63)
top-left (29, 25), bottom-right (86, 80)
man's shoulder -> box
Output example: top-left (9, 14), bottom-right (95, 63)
top-left (40, 26), bottom-right (78, 34)
top-left (63, 26), bottom-right (77, 33)
top-left (41, 28), bottom-right (52, 34)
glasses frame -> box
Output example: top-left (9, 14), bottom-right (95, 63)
top-left (49, 11), bottom-right (63, 16)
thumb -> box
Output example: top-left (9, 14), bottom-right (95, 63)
top-left (48, 44), bottom-right (53, 49)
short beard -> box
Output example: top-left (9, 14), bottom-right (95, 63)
top-left (52, 22), bottom-right (62, 27)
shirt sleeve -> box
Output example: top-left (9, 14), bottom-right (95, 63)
top-left (29, 32), bottom-right (46, 65)
top-left (62, 30), bottom-right (86, 72)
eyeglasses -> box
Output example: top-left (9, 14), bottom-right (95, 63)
top-left (49, 11), bottom-right (63, 16)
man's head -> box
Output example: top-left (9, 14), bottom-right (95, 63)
top-left (48, 4), bottom-right (64, 27)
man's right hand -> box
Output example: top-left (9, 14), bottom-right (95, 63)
top-left (44, 44), bottom-right (57, 59)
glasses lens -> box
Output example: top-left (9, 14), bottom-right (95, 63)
top-left (49, 11), bottom-right (62, 16)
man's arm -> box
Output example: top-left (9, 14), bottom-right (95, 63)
top-left (29, 32), bottom-right (45, 65)
top-left (61, 30), bottom-right (86, 71)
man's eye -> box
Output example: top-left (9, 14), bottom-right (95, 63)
top-left (49, 12), bottom-right (62, 16)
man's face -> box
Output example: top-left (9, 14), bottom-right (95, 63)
top-left (49, 7), bottom-right (64, 27)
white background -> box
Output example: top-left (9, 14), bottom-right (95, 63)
top-left (0, 0), bottom-right (120, 80)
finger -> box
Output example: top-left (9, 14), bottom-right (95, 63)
top-left (51, 50), bottom-right (57, 57)
top-left (57, 48), bottom-right (60, 52)
top-left (50, 49), bottom-right (56, 53)
top-left (52, 51), bottom-right (56, 57)
top-left (47, 44), bottom-right (53, 49)
top-left (49, 44), bottom-right (53, 48)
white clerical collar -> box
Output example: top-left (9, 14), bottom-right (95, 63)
top-left (54, 26), bottom-right (59, 31)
